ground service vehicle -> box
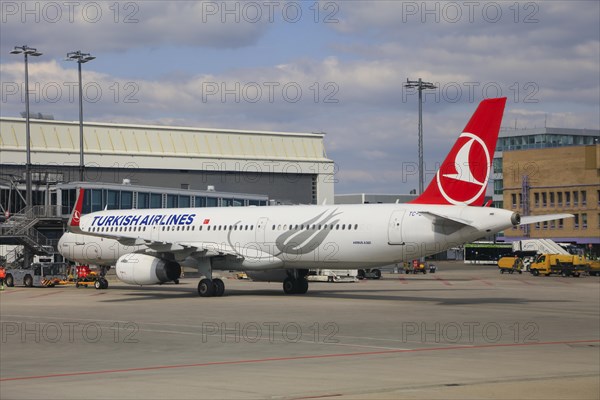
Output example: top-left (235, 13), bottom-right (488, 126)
top-left (497, 256), bottom-right (523, 274)
top-left (71, 265), bottom-right (109, 289)
top-left (586, 259), bottom-right (600, 276)
top-left (357, 269), bottom-right (382, 280)
top-left (529, 254), bottom-right (589, 277)
top-left (404, 260), bottom-right (428, 274)
top-left (5, 263), bottom-right (67, 287)
top-left (464, 242), bottom-right (513, 264)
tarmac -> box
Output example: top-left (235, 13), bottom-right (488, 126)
top-left (1, 261), bottom-right (599, 400)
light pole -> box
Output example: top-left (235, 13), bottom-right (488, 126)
top-left (66, 51), bottom-right (95, 182)
top-left (404, 78), bottom-right (437, 194)
top-left (10, 45), bottom-right (42, 210)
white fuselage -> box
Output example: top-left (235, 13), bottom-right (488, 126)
top-left (59, 203), bottom-right (518, 270)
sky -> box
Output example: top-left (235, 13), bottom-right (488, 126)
top-left (1, 1), bottom-right (599, 195)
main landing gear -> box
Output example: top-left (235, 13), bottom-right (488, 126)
top-left (283, 269), bottom-right (309, 295)
top-left (197, 278), bottom-right (225, 297)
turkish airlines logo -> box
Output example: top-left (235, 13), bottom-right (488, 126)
top-left (436, 132), bottom-right (491, 205)
top-left (72, 210), bottom-right (81, 225)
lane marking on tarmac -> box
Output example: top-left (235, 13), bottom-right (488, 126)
top-left (434, 276), bottom-right (452, 286)
top-left (472, 278), bottom-right (494, 286)
top-left (25, 290), bottom-right (66, 299)
top-left (2, 339), bottom-right (598, 382)
top-left (0, 288), bottom-right (29, 294)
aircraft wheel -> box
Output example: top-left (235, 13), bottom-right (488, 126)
top-left (198, 279), bottom-right (214, 297)
top-left (213, 279), bottom-right (225, 297)
top-left (296, 278), bottom-right (309, 294)
top-left (283, 278), bottom-right (296, 294)
top-left (372, 269), bottom-right (382, 279)
top-left (6, 274), bottom-right (14, 287)
top-left (101, 278), bottom-right (109, 289)
top-left (94, 280), bottom-right (102, 290)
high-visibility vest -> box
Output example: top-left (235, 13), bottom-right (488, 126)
top-left (0, 268), bottom-right (6, 279)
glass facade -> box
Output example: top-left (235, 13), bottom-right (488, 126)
top-left (497, 134), bottom-right (598, 152)
top-left (77, 187), bottom-right (267, 214)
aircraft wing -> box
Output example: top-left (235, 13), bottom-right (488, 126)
top-left (115, 236), bottom-right (241, 259)
top-left (520, 214), bottom-right (574, 225)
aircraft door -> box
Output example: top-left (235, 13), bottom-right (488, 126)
top-left (388, 210), bottom-right (405, 245)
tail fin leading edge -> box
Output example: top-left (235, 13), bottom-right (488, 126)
top-left (411, 97), bottom-right (507, 206)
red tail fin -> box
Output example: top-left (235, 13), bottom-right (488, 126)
top-left (67, 187), bottom-right (85, 232)
top-left (410, 97), bottom-right (506, 206)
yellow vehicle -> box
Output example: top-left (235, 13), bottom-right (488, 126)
top-left (530, 254), bottom-right (589, 277)
top-left (587, 259), bottom-right (600, 276)
top-left (497, 256), bottom-right (523, 274)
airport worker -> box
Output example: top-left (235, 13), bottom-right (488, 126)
top-left (0, 265), bottom-right (6, 290)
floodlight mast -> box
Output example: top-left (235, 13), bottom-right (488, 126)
top-left (404, 78), bottom-right (437, 194)
top-left (10, 45), bottom-right (42, 270)
top-left (10, 46), bottom-right (42, 211)
top-left (66, 51), bottom-right (96, 182)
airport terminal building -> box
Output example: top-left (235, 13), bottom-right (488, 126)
top-left (0, 117), bottom-right (335, 210)
top-left (502, 143), bottom-right (600, 248)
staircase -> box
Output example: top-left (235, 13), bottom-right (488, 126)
top-left (0, 205), bottom-right (62, 255)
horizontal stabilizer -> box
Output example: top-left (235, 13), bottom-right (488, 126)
top-left (520, 214), bottom-right (574, 225)
top-left (418, 211), bottom-right (473, 227)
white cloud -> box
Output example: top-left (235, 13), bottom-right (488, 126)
top-left (1, 1), bottom-right (270, 55)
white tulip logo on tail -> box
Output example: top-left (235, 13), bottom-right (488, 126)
top-left (436, 132), bottom-right (491, 205)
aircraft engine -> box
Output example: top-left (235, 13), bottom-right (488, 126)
top-left (116, 253), bottom-right (181, 285)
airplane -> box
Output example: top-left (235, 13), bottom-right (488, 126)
top-left (58, 97), bottom-right (572, 297)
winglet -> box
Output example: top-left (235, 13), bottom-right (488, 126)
top-left (67, 187), bottom-right (85, 233)
top-left (411, 97), bottom-right (507, 206)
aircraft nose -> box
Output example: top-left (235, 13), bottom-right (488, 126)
top-left (57, 233), bottom-right (67, 257)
